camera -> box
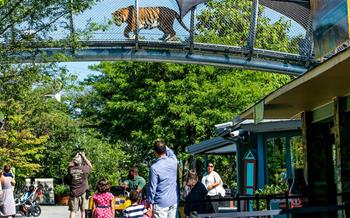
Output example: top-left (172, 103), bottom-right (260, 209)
top-left (230, 130), bottom-right (242, 137)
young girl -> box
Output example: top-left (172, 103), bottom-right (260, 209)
top-left (92, 179), bottom-right (115, 218)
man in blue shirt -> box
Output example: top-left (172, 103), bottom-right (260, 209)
top-left (147, 140), bottom-right (178, 218)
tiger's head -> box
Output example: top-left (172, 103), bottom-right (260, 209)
top-left (112, 6), bottom-right (133, 26)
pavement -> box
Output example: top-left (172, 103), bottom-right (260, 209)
top-left (16, 206), bottom-right (71, 218)
top-left (41, 206), bottom-right (70, 217)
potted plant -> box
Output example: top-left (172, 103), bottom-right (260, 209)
top-left (54, 184), bottom-right (70, 205)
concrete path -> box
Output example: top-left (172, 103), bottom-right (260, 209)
top-left (16, 206), bottom-right (70, 218)
top-left (41, 206), bottom-right (69, 218)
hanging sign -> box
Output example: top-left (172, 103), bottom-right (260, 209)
top-left (254, 100), bottom-right (264, 124)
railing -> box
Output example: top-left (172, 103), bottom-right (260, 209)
top-left (188, 192), bottom-right (350, 218)
top-left (72, 0), bottom-right (313, 63)
top-left (194, 205), bottom-right (346, 218)
top-left (1, 0), bottom-right (315, 69)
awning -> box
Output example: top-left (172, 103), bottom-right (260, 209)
top-left (240, 48), bottom-right (350, 120)
top-left (236, 119), bottom-right (301, 132)
top-left (186, 136), bottom-right (236, 155)
top-left (176, 0), bottom-right (311, 29)
top-left (260, 0), bottom-right (311, 29)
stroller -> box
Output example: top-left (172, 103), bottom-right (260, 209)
top-left (15, 185), bottom-right (41, 217)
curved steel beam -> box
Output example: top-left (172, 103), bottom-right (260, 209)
top-left (19, 47), bottom-right (307, 75)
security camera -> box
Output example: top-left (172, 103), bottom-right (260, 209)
top-left (230, 129), bottom-right (244, 137)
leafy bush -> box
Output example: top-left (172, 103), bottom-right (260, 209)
top-left (54, 184), bottom-right (70, 196)
top-left (254, 182), bottom-right (288, 210)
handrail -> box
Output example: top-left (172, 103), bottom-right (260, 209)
top-left (194, 205), bottom-right (346, 218)
top-left (183, 192), bottom-right (350, 216)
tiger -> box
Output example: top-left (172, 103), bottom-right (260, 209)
top-left (112, 5), bottom-right (190, 41)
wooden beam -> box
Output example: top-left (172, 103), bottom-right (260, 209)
top-left (311, 102), bottom-right (333, 123)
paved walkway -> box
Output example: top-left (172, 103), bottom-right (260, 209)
top-left (41, 206), bottom-right (69, 217)
top-left (16, 206), bottom-right (70, 218)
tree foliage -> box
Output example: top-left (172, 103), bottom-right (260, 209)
top-left (0, 64), bottom-right (70, 179)
top-left (0, 0), bottom-right (298, 189)
top-left (74, 0), bottom-right (295, 182)
top-left (196, 0), bottom-right (301, 53)
top-left (0, 0), bottom-right (130, 187)
top-left (77, 60), bottom-right (290, 183)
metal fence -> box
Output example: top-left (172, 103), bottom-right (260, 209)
top-left (0, 0), bottom-right (314, 70)
top-left (190, 193), bottom-right (349, 218)
top-left (70, 0), bottom-right (312, 57)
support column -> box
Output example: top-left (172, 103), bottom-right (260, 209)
top-left (334, 97), bottom-right (350, 215)
top-left (236, 141), bottom-right (242, 195)
top-left (247, 0), bottom-right (259, 52)
top-left (68, 0), bottom-right (76, 53)
top-left (189, 6), bottom-right (195, 53)
top-left (135, 0), bottom-right (139, 49)
top-left (285, 136), bottom-right (292, 179)
top-left (257, 133), bottom-right (265, 189)
top-left (302, 111), bottom-right (336, 218)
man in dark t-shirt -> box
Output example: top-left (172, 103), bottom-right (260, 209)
top-left (68, 152), bottom-right (92, 218)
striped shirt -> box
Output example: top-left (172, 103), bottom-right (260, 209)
top-left (123, 204), bottom-right (147, 218)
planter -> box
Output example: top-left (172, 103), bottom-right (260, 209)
top-left (55, 194), bottom-right (70, 206)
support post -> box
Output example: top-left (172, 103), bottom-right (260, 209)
top-left (204, 154), bottom-right (208, 173)
top-left (135, 0), bottom-right (139, 50)
top-left (302, 111), bottom-right (336, 218)
top-left (191, 155), bottom-right (196, 170)
top-left (189, 6), bottom-right (196, 53)
top-left (236, 140), bottom-right (242, 195)
top-left (285, 136), bottom-right (292, 179)
top-left (8, 0), bottom-right (16, 45)
top-left (333, 97), bottom-right (350, 217)
top-left (257, 133), bottom-right (265, 189)
top-left (247, 0), bottom-right (259, 54)
top-left (68, 0), bottom-right (76, 53)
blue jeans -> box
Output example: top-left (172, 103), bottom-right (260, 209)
top-left (153, 203), bottom-right (178, 218)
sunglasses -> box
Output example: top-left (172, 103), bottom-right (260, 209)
top-left (207, 165), bottom-right (214, 168)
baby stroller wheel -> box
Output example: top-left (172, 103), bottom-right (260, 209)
top-left (30, 205), bottom-right (41, 217)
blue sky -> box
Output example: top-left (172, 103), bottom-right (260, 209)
top-left (60, 62), bottom-right (100, 81)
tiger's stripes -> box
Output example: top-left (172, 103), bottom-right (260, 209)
top-left (112, 5), bottom-right (190, 41)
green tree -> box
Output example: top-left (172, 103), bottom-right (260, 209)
top-left (0, 64), bottom-right (68, 179)
top-left (73, 0), bottom-right (297, 187)
top-left (0, 0), bottom-right (127, 185)
top-left (76, 61), bottom-right (289, 177)
top-left (77, 129), bottom-right (131, 186)
top-left (196, 0), bottom-right (301, 53)
top-left (0, 61), bottom-right (129, 187)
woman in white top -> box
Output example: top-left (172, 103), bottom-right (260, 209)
top-left (0, 170), bottom-right (16, 218)
top-left (201, 163), bottom-right (223, 213)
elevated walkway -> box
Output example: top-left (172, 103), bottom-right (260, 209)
top-left (27, 41), bottom-right (308, 75)
top-left (2, 0), bottom-right (315, 75)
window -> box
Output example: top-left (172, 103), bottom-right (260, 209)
top-left (266, 137), bottom-right (286, 184)
top-left (290, 136), bottom-right (304, 171)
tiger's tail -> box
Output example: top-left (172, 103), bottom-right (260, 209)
top-left (175, 13), bottom-right (190, 32)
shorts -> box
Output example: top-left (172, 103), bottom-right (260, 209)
top-left (153, 204), bottom-right (177, 218)
top-left (68, 192), bottom-right (87, 212)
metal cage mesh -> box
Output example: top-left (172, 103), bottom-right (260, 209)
top-left (72, 0), bottom-right (312, 56)
top-left (1, 0), bottom-right (314, 62)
